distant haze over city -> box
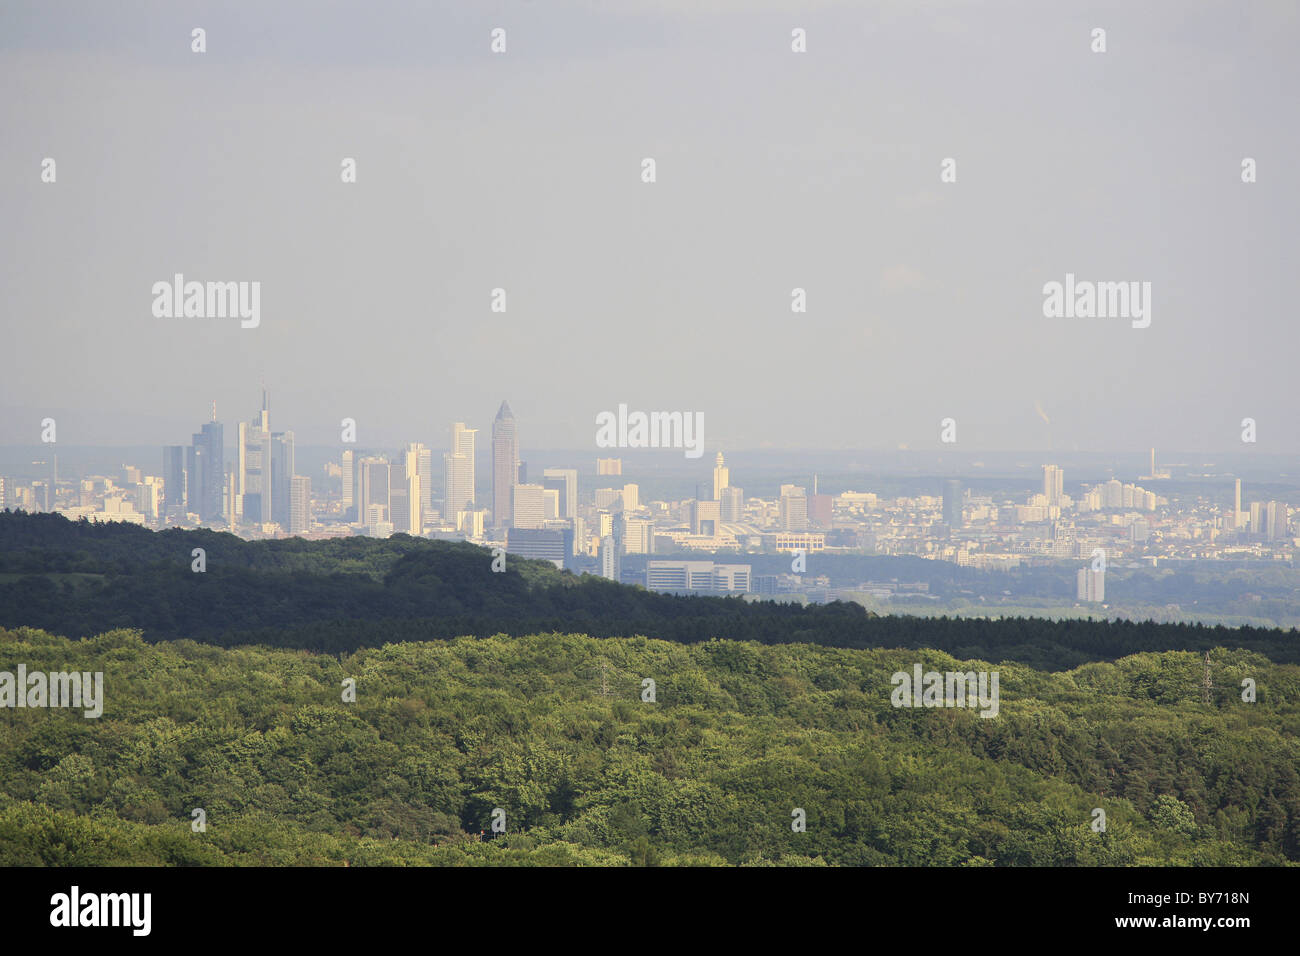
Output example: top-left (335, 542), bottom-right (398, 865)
top-left (3, 1), bottom-right (1299, 452)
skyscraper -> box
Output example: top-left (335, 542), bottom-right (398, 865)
top-left (1043, 465), bottom-right (1063, 507)
top-left (356, 457), bottom-right (390, 525)
top-left (342, 449), bottom-right (355, 518)
top-left (226, 469), bottom-right (237, 530)
top-left (598, 535), bottom-right (619, 581)
top-left (720, 485), bottom-right (744, 523)
top-left (402, 444), bottom-right (423, 535)
top-left (289, 475), bottom-right (311, 534)
top-left (492, 401), bottom-right (519, 528)
top-left (779, 485), bottom-right (808, 531)
top-left (541, 468), bottom-right (577, 519)
top-left (162, 445), bottom-right (186, 519)
top-left (1267, 501), bottom-right (1289, 541)
top-left (270, 430), bottom-right (295, 527)
top-left (187, 420), bottom-right (224, 523)
top-left (416, 444), bottom-right (434, 518)
top-left (618, 515), bottom-right (655, 554)
top-left (511, 482), bottom-right (545, 529)
top-left (139, 476), bottom-right (162, 520)
top-left (239, 388), bottom-right (273, 525)
top-left (1250, 501), bottom-right (1265, 534)
top-left (444, 422), bottom-right (478, 519)
top-left (388, 457), bottom-right (413, 533)
top-left (943, 478), bottom-right (963, 528)
top-left (712, 453), bottom-right (729, 500)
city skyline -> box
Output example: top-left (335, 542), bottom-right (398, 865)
top-left (5, 386), bottom-right (1294, 589)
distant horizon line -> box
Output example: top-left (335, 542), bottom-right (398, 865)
top-left (0, 443), bottom-right (1296, 460)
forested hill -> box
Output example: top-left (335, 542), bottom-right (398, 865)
top-left (2, 628), bottom-right (1297, 865)
top-left (2, 511), bottom-right (1298, 669)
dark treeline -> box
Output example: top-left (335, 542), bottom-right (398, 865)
top-left (2, 511), bottom-right (1298, 668)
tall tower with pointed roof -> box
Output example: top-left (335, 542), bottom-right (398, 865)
top-left (492, 401), bottom-right (519, 528)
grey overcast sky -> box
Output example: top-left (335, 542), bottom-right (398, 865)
top-left (1, 0), bottom-right (1297, 454)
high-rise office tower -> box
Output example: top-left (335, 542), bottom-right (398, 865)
top-left (1267, 501), bottom-right (1289, 541)
top-left (342, 449), bottom-right (355, 517)
top-left (270, 430), bottom-right (295, 527)
top-left (138, 476), bottom-right (162, 520)
top-left (712, 453), bottom-right (729, 500)
top-left (943, 478), bottom-right (963, 528)
top-left (542, 468), bottom-right (578, 519)
top-left (618, 515), bottom-right (655, 555)
top-left (47, 455), bottom-right (57, 509)
top-left (492, 401), bottom-right (519, 527)
top-left (185, 442), bottom-right (202, 516)
top-left (597, 458), bottom-right (622, 476)
top-left (779, 486), bottom-right (808, 531)
top-left (187, 420), bottom-right (224, 523)
top-left (444, 422), bottom-right (478, 519)
top-left (356, 457), bottom-right (390, 524)
top-left (1043, 465), bottom-right (1063, 507)
top-left (1250, 501), bottom-right (1265, 534)
top-left (239, 388), bottom-right (273, 524)
top-left (598, 535), bottom-right (619, 581)
top-left (289, 475), bottom-right (311, 534)
top-left (1234, 478), bottom-right (1243, 529)
top-left (623, 483), bottom-right (639, 512)
top-left (163, 445), bottom-right (186, 518)
top-left (416, 444), bottom-right (434, 518)
top-left (226, 470), bottom-right (237, 529)
top-left (403, 444), bottom-right (423, 535)
top-left (451, 422), bottom-right (477, 461)
top-left (512, 483), bottom-right (545, 529)
top-left (389, 459), bottom-right (410, 534)
top-left (720, 485), bottom-right (744, 523)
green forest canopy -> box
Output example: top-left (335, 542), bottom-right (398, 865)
top-left (1, 627), bottom-right (1297, 866)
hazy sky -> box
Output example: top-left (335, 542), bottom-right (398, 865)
top-left (2, 0), bottom-right (1297, 454)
